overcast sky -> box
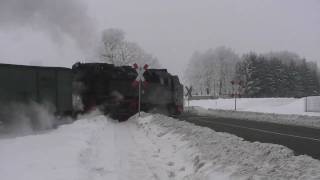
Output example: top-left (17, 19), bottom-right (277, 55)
top-left (0, 0), bottom-right (319, 77)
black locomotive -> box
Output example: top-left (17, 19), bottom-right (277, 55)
top-left (0, 62), bottom-right (184, 122)
top-left (72, 62), bottom-right (184, 120)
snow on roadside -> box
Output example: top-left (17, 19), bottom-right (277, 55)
top-left (189, 98), bottom-right (320, 129)
top-left (0, 115), bottom-right (116, 180)
top-left (190, 98), bottom-right (320, 116)
top-left (189, 98), bottom-right (309, 115)
top-left (133, 113), bottom-right (232, 180)
top-left (2, 112), bottom-right (320, 180)
top-left (134, 113), bottom-right (320, 180)
top-left (0, 113), bottom-right (231, 180)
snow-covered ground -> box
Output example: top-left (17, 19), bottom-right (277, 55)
top-left (1, 113), bottom-right (320, 180)
top-left (189, 98), bottom-right (320, 129)
top-left (189, 98), bottom-right (317, 115)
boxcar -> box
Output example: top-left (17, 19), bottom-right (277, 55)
top-left (0, 63), bottom-right (73, 116)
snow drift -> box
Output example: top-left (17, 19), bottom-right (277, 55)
top-left (1, 113), bottom-right (320, 180)
top-left (134, 113), bottom-right (320, 179)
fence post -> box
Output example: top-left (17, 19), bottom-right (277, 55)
top-left (234, 94), bottom-right (236, 111)
top-left (305, 96), bottom-right (308, 112)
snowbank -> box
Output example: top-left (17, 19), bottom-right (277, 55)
top-left (0, 115), bottom-right (111, 180)
top-left (2, 113), bottom-right (320, 180)
top-left (135, 113), bottom-right (320, 179)
top-left (1, 113), bottom-right (222, 180)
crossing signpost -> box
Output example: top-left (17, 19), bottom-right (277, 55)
top-left (133, 63), bottom-right (148, 117)
top-left (185, 86), bottom-right (192, 112)
top-left (231, 80), bottom-right (243, 111)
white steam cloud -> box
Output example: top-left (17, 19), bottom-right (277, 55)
top-left (0, 0), bottom-right (97, 49)
top-left (0, 102), bottom-right (57, 137)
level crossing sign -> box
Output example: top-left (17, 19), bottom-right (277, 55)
top-left (185, 86), bottom-right (192, 98)
top-left (185, 86), bottom-right (192, 112)
top-left (132, 63), bottom-right (148, 88)
top-left (133, 63), bottom-right (148, 81)
top-left (132, 63), bottom-right (148, 116)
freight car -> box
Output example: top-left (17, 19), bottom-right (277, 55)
top-left (0, 63), bottom-right (73, 119)
top-left (72, 62), bottom-right (184, 120)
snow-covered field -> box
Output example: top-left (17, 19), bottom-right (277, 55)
top-left (1, 113), bottom-right (320, 180)
top-left (189, 98), bottom-right (320, 128)
top-left (189, 98), bottom-right (315, 115)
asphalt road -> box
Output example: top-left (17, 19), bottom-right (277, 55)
top-left (178, 112), bottom-right (320, 160)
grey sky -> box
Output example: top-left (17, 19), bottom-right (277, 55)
top-left (0, 0), bottom-right (319, 77)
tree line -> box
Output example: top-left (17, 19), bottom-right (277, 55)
top-left (236, 52), bottom-right (320, 97)
top-left (184, 48), bottom-right (320, 98)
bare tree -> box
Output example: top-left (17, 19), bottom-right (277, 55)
top-left (184, 46), bottom-right (240, 97)
top-left (99, 28), bottom-right (125, 65)
top-left (99, 28), bottom-right (160, 68)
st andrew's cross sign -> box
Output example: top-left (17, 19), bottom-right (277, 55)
top-left (132, 63), bottom-right (148, 88)
top-left (132, 63), bottom-right (148, 116)
top-left (185, 86), bottom-right (192, 98)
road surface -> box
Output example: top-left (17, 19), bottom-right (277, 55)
top-left (179, 112), bottom-right (320, 159)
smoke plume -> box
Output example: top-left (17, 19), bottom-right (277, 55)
top-left (0, 102), bottom-right (57, 137)
top-left (0, 0), bottom-right (96, 49)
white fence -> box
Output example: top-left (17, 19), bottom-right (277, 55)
top-left (305, 96), bottom-right (320, 112)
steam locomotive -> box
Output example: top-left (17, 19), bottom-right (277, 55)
top-left (72, 62), bottom-right (184, 120)
top-left (0, 62), bottom-right (184, 121)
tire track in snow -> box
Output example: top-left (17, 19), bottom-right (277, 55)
top-left (114, 120), bottom-right (161, 180)
top-left (131, 119), bottom-right (196, 180)
top-left (78, 118), bottom-right (119, 180)
top-left (78, 116), bottom-right (193, 180)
